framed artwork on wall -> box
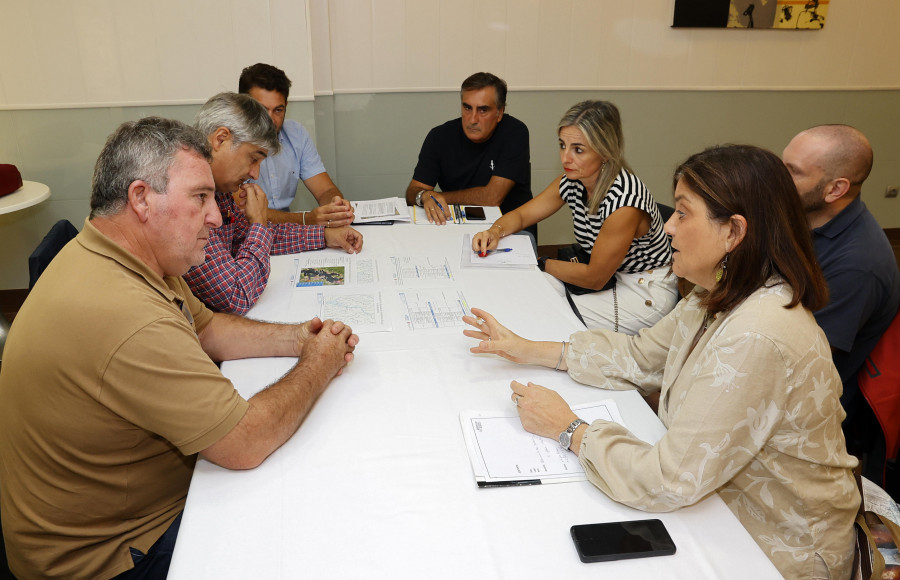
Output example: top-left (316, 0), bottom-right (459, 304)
top-left (673, 0), bottom-right (828, 29)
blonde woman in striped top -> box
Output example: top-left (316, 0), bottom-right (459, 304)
top-left (472, 100), bottom-right (678, 333)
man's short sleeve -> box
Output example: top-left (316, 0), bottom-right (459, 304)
top-left (286, 120), bottom-right (327, 181)
top-left (100, 316), bottom-right (248, 456)
top-left (411, 125), bottom-right (444, 187)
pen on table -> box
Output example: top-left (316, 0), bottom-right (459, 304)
top-left (430, 195), bottom-right (445, 217)
top-left (477, 479), bottom-right (542, 488)
top-left (476, 248), bottom-right (514, 257)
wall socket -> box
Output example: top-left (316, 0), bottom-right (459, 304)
top-left (886, 186), bottom-right (899, 198)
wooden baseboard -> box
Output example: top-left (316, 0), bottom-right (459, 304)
top-left (536, 244), bottom-right (568, 260)
top-left (0, 289), bottom-right (29, 323)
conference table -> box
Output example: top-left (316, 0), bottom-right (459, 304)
top-left (168, 220), bottom-right (781, 579)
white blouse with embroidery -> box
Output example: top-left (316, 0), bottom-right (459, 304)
top-left (565, 281), bottom-right (859, 579)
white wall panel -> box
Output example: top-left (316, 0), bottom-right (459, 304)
top-left (74, 1), bottom-right (123, 103)
top-left (0, 4), bottom-right (38, 104)
top-left (372, 0), bottom-right (406, 88)
top-left (329, 0), bottom-right (373, 90)
top-left (848, 2), bottom-right (896, 87)
top-left (112, 3), bottom-right (165, 102)
top-left (503, 0), bottom-right (540, 88)
top-left (33, 2), bottom-right (86, 105)
top-left (593, 2), bottom-right (635, 89)
top-left (269, 0), bottom-right (315, 99)
top-left (7, 0), bottom-right (893, 110)
top-left (566, 0), bottom-right (605, 88)
top-left (629, 0), bottom-right (689, 88)
top-left (404, 0), bottom-right (441, 89)
top-left (535, 0), bottom-right (572, 88)
top-left (438, 0), bottom-right (475, 86)
top-left (0, 0), bottom-right (315, 108)
top-left (321, 0), bottom-right (900, 93)
top-left (310, 0), bottom-right (334, 95)
top-left (740, 31), bottom-right (803, 89)
top-left (470, 0), bottom-right (508, 83)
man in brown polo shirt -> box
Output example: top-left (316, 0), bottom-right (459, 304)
top-left (0, 117), bottom-right (357, 579)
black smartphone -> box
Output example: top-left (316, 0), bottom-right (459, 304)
top-left (464, 206), bottom-right (486, 220)
top-left (570, 519), bottom-right (676, 563)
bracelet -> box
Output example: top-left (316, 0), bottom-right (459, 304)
top-left (555, 341), bottom-right (567, 370)
top-left (302, 211), bottom-right (307, 226)
top-left (537, 257), bottom-right (548, 272)
top-left (489, 223), bottom-right (504, 238)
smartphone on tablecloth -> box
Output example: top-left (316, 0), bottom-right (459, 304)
top-left (464, 206), bottom-right (486, 220)
top-left (570, 519), bottom-right (676, 563)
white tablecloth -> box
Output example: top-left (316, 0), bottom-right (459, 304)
top-left (169, 222), bottom-right (781, 579)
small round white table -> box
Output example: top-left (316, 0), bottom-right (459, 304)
top-left (0, 180), bottom-right (51, 215)
top-left (1, 180), bottom-right (52, 360)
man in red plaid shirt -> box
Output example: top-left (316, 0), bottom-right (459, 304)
top-left (184, 92), bottom-right (363, 314)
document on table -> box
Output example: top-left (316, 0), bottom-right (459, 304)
top-left (461, 233), bottom-right (537, 269)
top-left (352, 197), bottom-right (410, 223)
top-left (291, 255), bottom-right (378, 288)
top-left (390, 256), bottom-right (453, 286)
top-left (317, 290), bottom-right (390, 333)
top-left (409, 204), bottom-right (502, 225)
top-left (460, 400), bottom-right (625, 486)
top-left (398, 288), bottom-right (470, 330)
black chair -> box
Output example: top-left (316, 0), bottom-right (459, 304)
top-left (657, 203), bottom-right (675, 224)
top-left (28, 219), bottom-right (78, 289)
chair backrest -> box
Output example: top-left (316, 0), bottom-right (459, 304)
top-left (28, 219), bottom-right (78, 289)
top-left (657, 203), bottom-right (675, 224)
top-left (858, 306), bottom-right (900, 484)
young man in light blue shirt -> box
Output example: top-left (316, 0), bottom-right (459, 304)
top-left (239, 63), bottom-right (354, 228)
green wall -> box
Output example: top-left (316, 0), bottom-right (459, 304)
top-left (2, 90), bottom-right (899, 289)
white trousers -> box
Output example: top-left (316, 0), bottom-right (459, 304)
top-left (544, 268), bottom-right (679, 335)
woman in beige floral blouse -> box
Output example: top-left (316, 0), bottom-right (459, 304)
top-left (464, 144), bottom-right (859, 580)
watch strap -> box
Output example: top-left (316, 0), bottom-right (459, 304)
top-left (566, 418), bottom-right (587, 434)
top-left (559, 418), bottom-right (587, 449)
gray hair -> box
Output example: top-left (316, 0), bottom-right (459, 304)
top-left (90, 117), bottom-right (212, 218)
top-left (194, 92), bottom-right (280, 155)
top-left (558, 101), bottom-right (632, 215)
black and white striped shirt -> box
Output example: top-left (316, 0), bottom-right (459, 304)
top-left (559, 170), bottom-right (672, 274)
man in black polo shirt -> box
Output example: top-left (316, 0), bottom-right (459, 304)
top-left (782, 124), bottom-right (900, 463)
top-left (405, 72), bottom-right (533, 236)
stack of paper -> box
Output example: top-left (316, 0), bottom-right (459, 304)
top-left (351, 197), bottom-right (410, 224)
top-left (461, 233), bottom-right (537, 269)
top-left (459, 400), bottom-right (625, 486)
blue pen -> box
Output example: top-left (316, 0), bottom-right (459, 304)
top-left (430, 195), bottom-right (445, 214)
top-left (476, 248), bottom-right (514, 257)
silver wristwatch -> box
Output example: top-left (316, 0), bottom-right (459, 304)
top-left (415, 190), bottom-right (426, 207)
top-left (558, 418), bottom-right (587, 450)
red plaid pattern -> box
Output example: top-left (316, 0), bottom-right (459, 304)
top-left (184, 192), bottom-right (325, 314)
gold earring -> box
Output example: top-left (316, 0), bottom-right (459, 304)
top-left (715, 254), bottom-right (729, 283)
